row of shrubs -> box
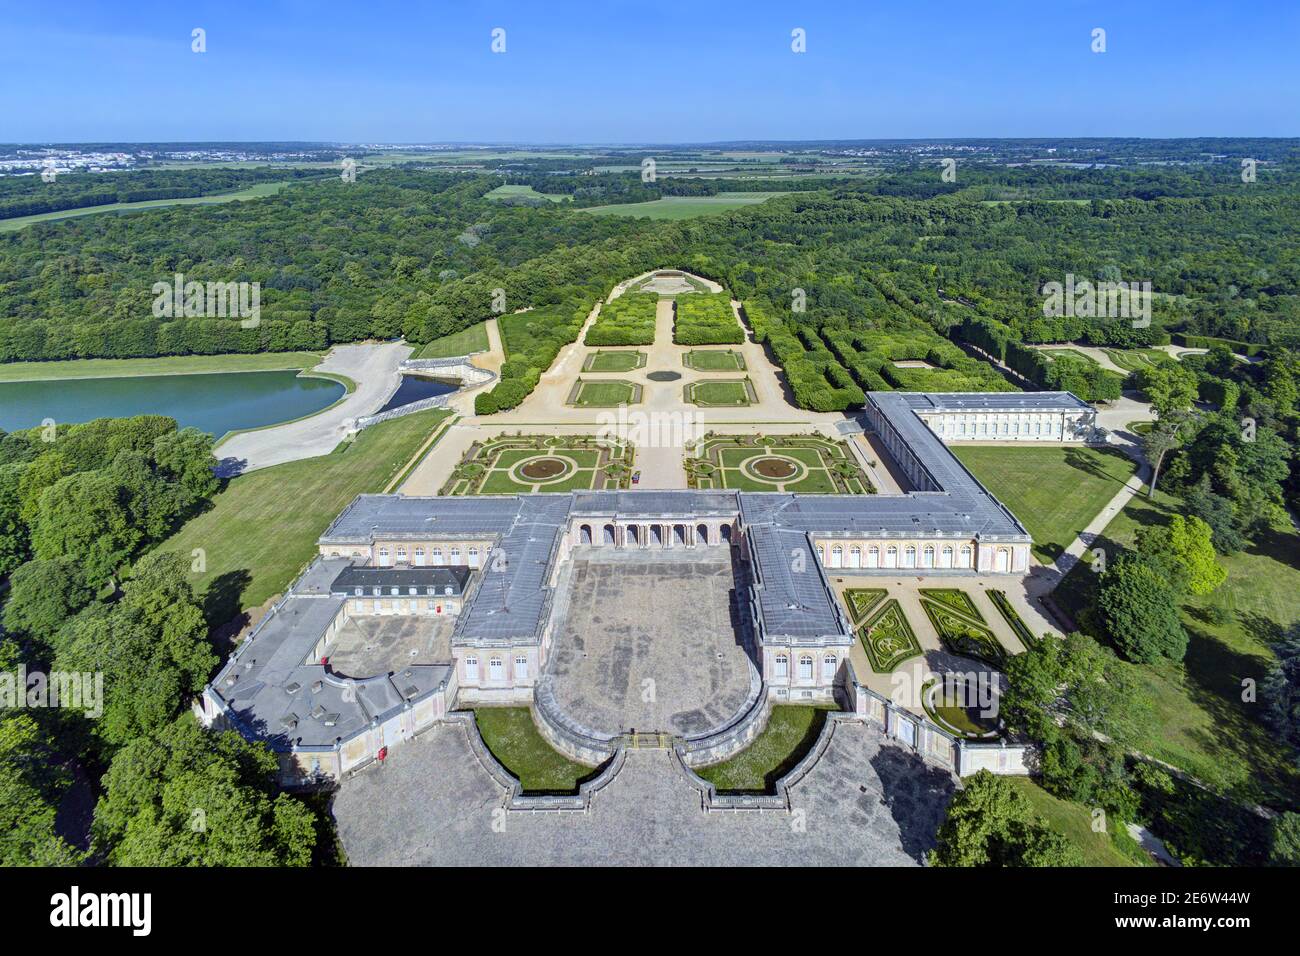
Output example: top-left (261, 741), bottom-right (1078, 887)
top-left (825, 327), bottom-right (1016, 394)
top-left (1172, 331), bottom-right (1269, 357)
top-left (583, 292), bottom-right (657, 346)
top-left (673, 293), bottom-right (744, 345)
top-left (959, 316), bottom-right (1124, 402)
top-left (744, 300), bottom-right (865, 412)
top-left (473, 299), bottom-right (591, 414)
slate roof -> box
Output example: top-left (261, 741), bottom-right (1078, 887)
top-left (331, 565), bottom-right (471, 595)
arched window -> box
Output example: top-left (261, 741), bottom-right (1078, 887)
top-left (464, 656), bottom-right (479, 681)
top-left (432, 548), bottom-right (443, 565)
top-left (396, 546), bottom-right (407, 562)
top-left (774, 654), bottom-right (788, 678)
top-left (849, 546), bottom-right (862, 568)
top-left (450, 547), bottom-right (461, 564)
top-left (960, 546), bottom-right (973, 568)
top-left (414, 547), bottom-right (425, 566)
top-left (378, 548), bottom-right (390, 566)
top-left (885, 546), bottom-right (898, 568)
top-left (830, 545), bottom-right (843, 568)
top-left (822, 654), bottom-right (837, 678)
top-left (923, 546), bottom-right (935, 568)
top-left (468, 547), bottom-right (479, 568)
top-left (798, 656), bottom-right (814, 680)
top-left (868, 546), bottom-right (880, 568)
top-left (904, 546), bottom-right (917, 568)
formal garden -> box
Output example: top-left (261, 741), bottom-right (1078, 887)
top-left (919, 588), bottom-right (1008, 666)
top-left (684, 433), bottom-right (875, 493)
top-left (852, 594), bottom-right (923, 672)
top-left (683, 348), bottom-right (746, 371)
top-left (582, 349), bottom-right (647, 372)
top-left (684, 378), bottom-right (756, 407)
top-left (439, 434), bottom-right (635, 494)
top-left (565, 377), bottom-right (642, 407)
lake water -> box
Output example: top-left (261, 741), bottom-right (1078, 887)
top-left (0, 370), bottom-right (346, 438)
top-left (377, 374), bottom-right (458, 413)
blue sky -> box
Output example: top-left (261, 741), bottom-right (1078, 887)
top-left (2, 0), bottom-right (1297, 142)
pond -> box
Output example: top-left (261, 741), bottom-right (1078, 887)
top-left (377, 373), bottom-right (458, 413)
top-left (0, 370), bottom-right (347, 439)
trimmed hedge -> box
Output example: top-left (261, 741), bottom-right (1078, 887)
top-left (584, 292), bottom-right (657, 346)
top-left (475, 299), bottom-right (589, 414)
top-left (673, 293), bottom-right (744, 345)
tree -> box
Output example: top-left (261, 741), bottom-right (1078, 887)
top-left (1002, 632), bottom-right (1153, 746)
top-left (1, 558), bottom-right (94, 641)
top-left (1141, 418), bottom-right (1183, 497)
top-left (1134, 359), bottom-right (1198, 417)
top-left (1097, 552), bottom-right (1188, 663)
top-left (1263, 624), bottom-right (1300, 757)
top-left (30, 470), bottom-right (141, 589)
top-left (1182, 474), bottom-right (1246, 554)
top-left (92, 716), bottom-right (317, 866)
top-left (1143, 514), bottom-right (1226, 596)
top-left (929, 771), bottom-right (1084, 867)
top-left (1270, 812), bottom-right (1300, 867)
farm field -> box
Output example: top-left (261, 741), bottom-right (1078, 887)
top-left (416, 321), bottom-right (490, 358)
top-left (484, 184), bottom-right (571, 203)
top-left (581, 192), bottom-right (789, 219)
top-left (440, 435), bottom-right (634, 494)
top-left (0, 180), bottom-right (294, 232)
top-left (952, 445), bottom-right (1139, 563)
top-left (687, 435), bottom-right (874, 494)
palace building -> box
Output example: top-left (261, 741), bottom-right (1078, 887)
top-left (199, 392), bottom-right (1089, 783)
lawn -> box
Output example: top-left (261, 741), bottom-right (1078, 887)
top-left (1052, 486), bottom-right (1300, 806)
top-left (0, 351), bottom-right (326, 382)
top-left (473, 708), bottom-right (597, 793)
top-left (581, 192), bottom-right (789, 220)
top-left (582, 350), bottom-right (645, 372)
top-left (952, 445), bottom-right (1139, 563)
top-left (1102, 348), bottom-right (1169, 373)
top-left (484, 184), bottom-right (570, 203)
top-left (1008, 778), bottom-right (1151, 867)
top-left (0, 181), bottom-right (294, 232)
top-left (694, 705), bottom-right (835, 793)
top-left (684, 349), bottom-right (746, 371)
top-left (686, 379), bottom-right (754, 407)
top-left (159, 408), bottom-right (451, 623)
top-left (416, 322), bottom-right (489, 358)
top-left (569, 379), bottom-right (640, 407)
top-left (859, 599), bottom-right (923, 672)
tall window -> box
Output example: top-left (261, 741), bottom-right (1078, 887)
top-left (822, 654), bottom-right (837, 678)
top-left (799, 656), bottom-right (814, 680)
top-left (488, 657), bottom-right (503, 681)
top-left (775, 654), bottom-right (789, 678)
top-left (515, 656), bottom-right (529, 680)
top-left (464, 656), bottom-right (478, 681)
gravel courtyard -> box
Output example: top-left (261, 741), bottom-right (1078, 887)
top-left (542, 550), bottom-right (756, 737)
top-left (332, 717), bottom-right (956, 866)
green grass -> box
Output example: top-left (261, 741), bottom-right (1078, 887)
top-left (582, 350), bottom-right (645, 372)
top-left (860, 599), bottom-right (923, 672)
top-left (571, 379), bottom-right (638, 407)
top-left (1007, 778), bottom-right (1151, 867)
top-left (440, 436), bottom-right (633, 494)
top-left (1052, 486), bottom-right (1300, 807)
top-left (687, 379), bottom-right (753, 407)
top-left (1103, 348), bottom-right (1168, 372)
top-left (416, 322), bottom-right (490, 358)
top-left (695, 705), bottom-right (834, 793)
top-left (581, 192), bottom-right (789, 220)
top-left (472, 708), bottom-right (597, 793)
top-left (159, 409), bottom-right (451, 621)
top-left (952, 445), bottom-right (1139, 563)
top-left (684, 349), bottom-right (746, 371)
top-left (691, 435), bottom-right (873, 494)
top-left (0, 181), bottom-right (294, 232)
top-left (0, 351), bottom-right (326, 382)
top-left (484, 184), bottom-right (571, 203)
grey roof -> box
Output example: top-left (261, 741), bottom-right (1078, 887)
top-left (746, 525), bottom-right (848, 640)
top-left (901, 391), bottom-right (1093, 412)
top-left (331, 565), bottom-right (471, 595)
top-left (206, 557), bottom-right (452, 751)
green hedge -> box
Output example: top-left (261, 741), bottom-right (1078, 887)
top-left (584, 292), bottom-right (657, 346)
top-left (673, 293), bottom-right (744, 345)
